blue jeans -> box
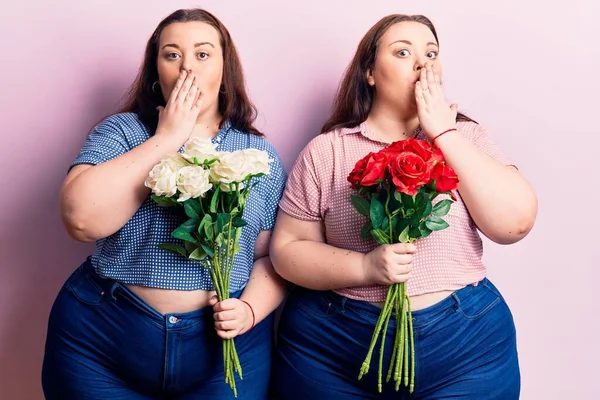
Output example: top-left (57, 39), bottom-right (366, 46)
top-left (42, 259), bottom-right (273, 399)
top-left (273, 279), bottom-right (520, 399)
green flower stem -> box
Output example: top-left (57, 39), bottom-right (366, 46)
top-left (358, 284), bottom-right (396, 379)
top-left (199, 198), bottom-right (206, 215)
top-left (232, 340), bottom-right (243, 377)
top-left (387, 285), bottom-right (400, 382)
top-left (407, 294), bottom-right (415, 392)
top-left (394, 284), bottom-right (405, 387)
top-left (403, 300), bottom-right (409, 387)
top-left (377, 284), bottom-right (396, 392)
top-left (385, 186), bottom-right (393, 237)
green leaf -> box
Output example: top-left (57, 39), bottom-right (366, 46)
top-left (370, 198), bottom-right (385, 229)
top-left (189, 247), bottom-right (207, 260)
top-left (394, 190), bottom-right (403, 203)
top-left (157, 243), bottom-right (187, 257)
top-left (233, 228), bottom-right (243, 254)
top-left (351, 195), bottom-right (370, 217)
top-left (151, 194), bottom-right (178, 208)
top-left (184, 240), bottom-right (197, 253)
top-left (201, 243), bottom-right (215, 258)
top-left (360, 221), bottom-right (373, 239)
top-left (215, 233), bottom-right (224, 247)
top-left (198, 214), bottom-right (212, 236)
top-left (425, 216), bottom-right (450, 231)
top-left (172, 228), bottom-right (197, 243)
top-left (382, 216), bottom-right (389, 230)
top-left (419, 197), bottom-right (433, 219)
top-left (415, 191), bottom-right (428, 204)
top-left (396, 218), bottom-right (409, 239)
top-left (418, 222), bottom-right (433, 239)
top-left (432, 199), bottom-right (453, 217)
top-left (232, 217), bottom-right (247, 228)
top-left (184, 200), bottom-right (201, 219)
top-left (204, 223), bottom-right (214, 240)
top-left (401, 193), bottom-right (415, 209)
top-left (210, 185), bottom-right (221, 213)
top-left (409, 225), bottom-right (422, 239)
top-left (398, 226), bottom-right (410, 243)
top-left (216, 213), bottom-right (230, 235)
top-left (178, 218), bottom-right (200, 233)
top-left (370, 229), bottom-right (390, 245)
top-left (408, 211), bottom-right (422, 228)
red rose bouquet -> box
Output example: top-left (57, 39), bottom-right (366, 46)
top-left (348, 138), bottom-right (459, 393)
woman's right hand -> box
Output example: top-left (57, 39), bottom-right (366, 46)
top-left (362, 243), bottom-right (416, 286)
top-left (155, 69), bottom-right (204, 143)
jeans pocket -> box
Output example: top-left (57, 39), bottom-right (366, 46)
top-left (455, 282), bottom-right (502, 320)
top-left (66, 266), bottom-right (111, 307)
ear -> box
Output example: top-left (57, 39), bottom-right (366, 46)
top-left (366, 68), bottom-right (375, 86)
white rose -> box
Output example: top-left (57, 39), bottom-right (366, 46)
top-left (210, 150), bottom-right (251, 192)
top-left (144, 155), bottom-right (188, 197)
top-left (176, 166), bottom-right (212, 202)
top-left (241, 148), bottom-right (272, 176)
top-left (182, 137), bottom-right (220, 165)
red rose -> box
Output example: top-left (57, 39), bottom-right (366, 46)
top-left (430, 145), bottom-right (444, 165)
top-left (347, 151), bottom-right (388, 188)
top-left (430, 162), bottom-right (459, 192)
top-left (388, 152), bottom-right (432, 195)
top-left (387, 138), bottom-right (436, 163)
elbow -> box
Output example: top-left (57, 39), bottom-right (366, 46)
top-left (269, 241), bottom-right (295, 283)
top-left (269, 248), bottom-right (287, 280)
top-left (61, 209), bottom-right (98, 243)
top-left (488, 220), bottom-right (534, 245)
top-left (486, 202), bottom-right (538, 245)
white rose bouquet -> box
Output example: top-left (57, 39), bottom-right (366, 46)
top-left (144, 137), bottom-right (273, 396)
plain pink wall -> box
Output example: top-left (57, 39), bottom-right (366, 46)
top-left (1, 0), bottom-right (598, 398)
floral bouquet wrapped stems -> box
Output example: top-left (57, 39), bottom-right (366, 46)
top-left (144, 137), bottom-right (272, 397)
top-left (347, 138), bottom-right (459, 393)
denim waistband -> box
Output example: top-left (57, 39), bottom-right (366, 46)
top-left (294, 279), bottom-right (490, 330)
top-left (80, 257), bottom-right (243, 322)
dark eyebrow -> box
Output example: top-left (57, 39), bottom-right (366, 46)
top-left (388, 40), bottom-right (439, 47)
top-left (161, 42), bottom-right (215, 50)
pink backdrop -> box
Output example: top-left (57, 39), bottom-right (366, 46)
top-left (1, 1), bottom-right (598, 398)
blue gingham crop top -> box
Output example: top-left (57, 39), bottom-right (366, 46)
top-left (71, 112), bottom-right (287, 292)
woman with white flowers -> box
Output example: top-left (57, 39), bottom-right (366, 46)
top-left (42, 8), bottom-right (287, 400)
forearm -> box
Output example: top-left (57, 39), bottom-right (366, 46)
top-left (271, 239), bottom-right (368, 290)
top-left (240, 256), bottom-right (289, 325)
top-left (61, 134), bottom-right (183, 242)
top-left (435, 130), bottom-right (538, 244)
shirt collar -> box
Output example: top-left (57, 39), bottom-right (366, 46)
top-left (338, 121), bottom-right (424, 143)
top-left (212, 120), bottom-right (232, 144)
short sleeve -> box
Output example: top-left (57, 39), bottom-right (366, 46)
top-left (459, 121), bottom-right (514, 166)
top-left (258, 147), bottom-right (288, 231)
top-left (278, 138), bottom-right (325, 221)
top-left (70, 115), bottom-right (131, 170)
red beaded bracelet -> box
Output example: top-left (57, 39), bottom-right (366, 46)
top-left (241, 299), bottom-right (255, 331)
top-left (433, 128), bottom-right (457, 143)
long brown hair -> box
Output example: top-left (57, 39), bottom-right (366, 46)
top-left (117, 8), bottom-right (261, 135)
top-left (321, 14), bottom-right (475, 134)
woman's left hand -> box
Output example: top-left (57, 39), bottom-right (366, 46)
top-left (210, 296), bottom-right (253, 339)
top-left (415, 63), bottom-right (458, 140)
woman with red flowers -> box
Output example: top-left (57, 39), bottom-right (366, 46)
top-left (270, 14), bottom-right (537, 400)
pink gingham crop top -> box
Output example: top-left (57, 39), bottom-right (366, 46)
top-left (278, 120), bottom-right (513, 302)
